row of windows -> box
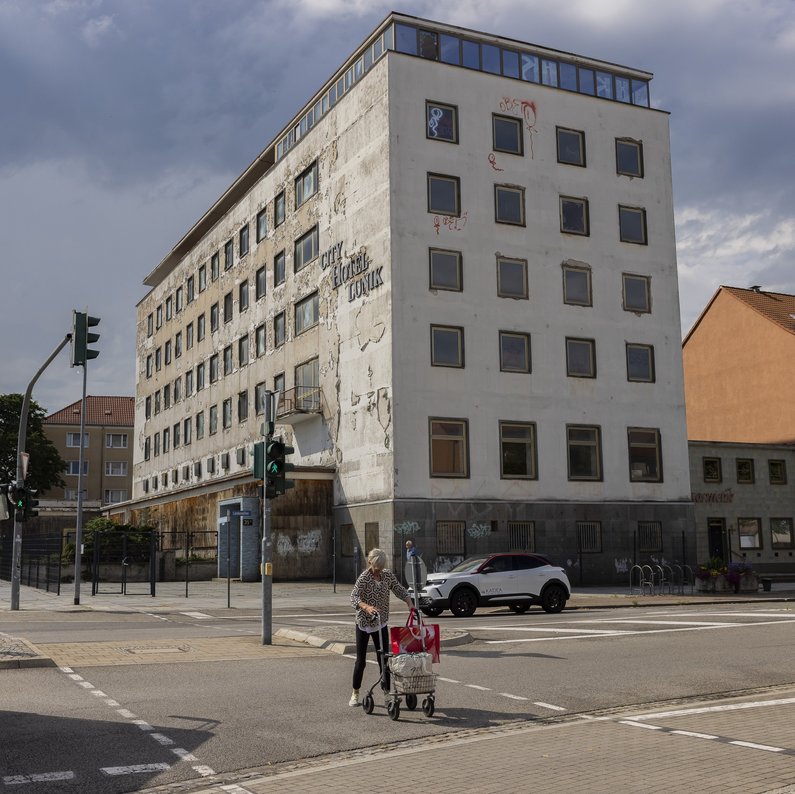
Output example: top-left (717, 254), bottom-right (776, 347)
top-left (145, 163), bottom-right (318, 339)
top-left (66, 432), bottom-right (129, 448)
top-left (64, 461), bottom-right (128, 476)
top-left (428, 419), bottom-right (662, 482)
top-left (429, 328), bottom-right (656, 382)
top-left (145, 292), bottom-right (319, 382)
top-left (144, 361), bottom-right (319, 457)
top-left (63, 488), bottom-right (128, 504)
top-left (735, 517), bottom-right (795, 551)
top-left (702, 457), bottom-right (788, 485)
top-left (427, 101), bottom-right (644, 178)
top-left (428, 172), bottom-right (648, 243)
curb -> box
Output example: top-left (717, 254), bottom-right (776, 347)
top-left (0, 636), bottom-right (56, 670)
top-left (274, 628), bottom-right (473, 655)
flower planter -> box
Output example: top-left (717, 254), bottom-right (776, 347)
top-left (696, 573), bottom-right (758, 593)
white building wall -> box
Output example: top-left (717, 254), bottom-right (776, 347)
top-left (388, 53), bottom-right (690, 502)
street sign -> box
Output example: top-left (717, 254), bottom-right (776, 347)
top-left (231, 510), bottom-right (251, 517)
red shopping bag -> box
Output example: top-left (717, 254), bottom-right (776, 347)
top-left (390, 609), bottom-right (440, 663)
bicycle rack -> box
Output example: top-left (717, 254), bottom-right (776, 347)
top-left (629, 564), bottom-right (654, 595)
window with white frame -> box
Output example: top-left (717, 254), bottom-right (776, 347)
top-left (295, 161), bottom-right (318, 208)
top-left (430, 325), bottom-right (464, 368)
top-left (427, 173), bottom-right (460, 216)
top-left (68, 460), bottom-right (88, 476)
top-left (500, 422), bottom-right (537, 479)
top-left (495, 185), bottom-right (525, 225)
top-left (628, 427), bottom-right (662, 482)
top-left (619, 205), bottom-right (647, 244)
top-left (106, 433), bottom-right (127, 448)
top-left (104, 489), bottom-right (127, 504)
top-left (294, 227), bottom-right (319, 272)
top-left (105, 461), bottom-right (128, 477)
top-left (497, 256), bottom-right (527, 299)
top-left (67, 432), bottom-right (89, 447)
top-left (566, 338), bottom-right (595, 378)
top-left (562, 263), bottom-right (592, 306)
top-left (499, 331), bottom-right (531, 373)
top-left (738, 517), bottom-right (762, 549)
top-left (560, 196), bottom-right (589, 235)
top-left (429, 418), bottom-right (468, 477)
top-left (295, 291), bottom-right (319, 334)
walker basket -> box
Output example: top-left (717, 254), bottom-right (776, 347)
top-left (392, 672), bottom-right (438, 694)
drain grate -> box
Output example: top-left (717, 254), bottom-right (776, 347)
top-left (119, 645), bottom-right (191, 655)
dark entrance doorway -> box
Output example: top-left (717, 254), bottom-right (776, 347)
top-left (707, 517), bottom-right (727, 561)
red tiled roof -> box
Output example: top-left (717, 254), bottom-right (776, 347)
top-left (723, 286), bottom-right (795, 336)
top-left (45, 396), bottom-right (135, 427)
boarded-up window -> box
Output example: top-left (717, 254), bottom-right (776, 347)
top-left (365, 522), bottom-right (379, 553)
top-left (508, 521), bottom-right (535, 551)
top-left (341, 524), bottom-right (357, 557)
top-left (576, 521), bottom-right (602, 553)
top-left (437, 521), bottom-right (465, 555)
top-left (637, 521), bottom-right (662, 552)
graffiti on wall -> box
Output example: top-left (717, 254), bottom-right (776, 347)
top-left (498, 97), bottom-right (538, 156)
top-left (467, 522), bottom-right (491, 539)
top-left (433, 211), bottom-right (469, 235)
top-left (394, 521), bottom-right (421, 536)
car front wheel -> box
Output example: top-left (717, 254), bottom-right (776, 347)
top-left (541, 584), bottom-right (567, 614)
top-left (450, 587), bottom-right (478, 617)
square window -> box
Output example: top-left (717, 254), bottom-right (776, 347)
top-left (295, 162), bottom-right (318, 208)
top-left (426, 101), bottom-right (458, 143)
top-left (556, 127), bottom-right (585, 166)
top-left (497, 256), bottom-right (528, 299)
top-left (429, 248), bottom-right (462, 291)
top-left (623, 274), bottom-right (651, 313)
top-left (562, 264), bottom-right (591, 306)
top-left (738, 517), bottom-right (762, 549)
top-left (736, 458), bottom-right (755, 484)
top-left (703, 457), bottom-right (722, 483)
top-left (500, 331), bottom-right (531, 373)
top-left (224, 239), bottom-right (234, 270)
top-left (567, 425), bottom-right (602, 480)
top-left (275, 192), bottom-right (285, 226)
top-left (294, 226), bottom-right (319, 272)
top-left (427, 173), bottom-right (460, 216)
top-left (616, 138), bottom-right (644, 177)
top-left (239, 224), bottom-right (250, 258)
top-left (239, 280), bottom-right (249, 312)
top-left (500, 422), bottom-right (537, 479)
top-left (626, 343), bottom-right (655, 382)
top-left (274, 251), bottom-right (285, 286)
top-left (295, 291), bottom-right (319, 334)
top-left (256, 208), bottom-right (268, 242)
top-left (619, 206), bottom-right (647, 244)
top-left (769, 459), bottom-right (787, 484)
top-left (274, 312), bottom-right (285, 347)
top-left (495, 185), bottom-right (525, 225)
top-left (492, 115), bottom-right (522, 155)
top-left (429, 418), bottom-right (469, 478)
top-left (771, 518), bottom-right (794, 549)
top-left (430, 325), bottom-right (464, 367)
top-left (637, 521), bottom-right (662, 552)
top-left (628, 427), bottom-right (662, 482)
top-left (566, 338), bottom-right (595, 378)
top-left (560, 196), bottom-right (589, 235)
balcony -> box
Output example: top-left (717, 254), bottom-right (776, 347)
top-left (276, 386), bottom-right (324, 425)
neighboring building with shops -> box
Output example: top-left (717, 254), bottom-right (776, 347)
top-left (38, 396), bottom-right (134, 533)
top-left (689, 441), bottom-right (795, 575)
top-left (126, 12), bottom-right (692, 584)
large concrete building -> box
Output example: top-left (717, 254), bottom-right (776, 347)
top-left (123, 13), bottom-right (693, 583)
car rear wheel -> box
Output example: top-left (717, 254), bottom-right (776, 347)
top-left (541, 584), bottom-right (567, 614)
top-left (450, 587), bottom-right (478, 617)
top-left (420, 605), bottom-right (444, 618)
top-left (509, 603), bottom-right (529, 614)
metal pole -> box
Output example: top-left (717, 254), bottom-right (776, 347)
top-left (185, 531), bottom-right (190, 599)
top-left (73, 361), bottom-right (88, 605)
top-left (262, 391), bottom-right (274, 645)
top-left (10, 335), bottom-right (70, 611)
top-left (332, 523), bottom-right (337, 594)
top-left (226, 506), bottom-right (232, 609)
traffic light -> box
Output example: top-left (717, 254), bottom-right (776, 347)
top-left (0, 485), bottom-right (10, 521)
top-left (265, 437), bottom-right (295, 499)
top-left (252, 441), bottom-right (265, 480)
top-left (24, 487), bottom-right (39, 520)
top-left (10, 484), bottom-right (25, 522)
top-left (71, 310), bottom-right (101, 367)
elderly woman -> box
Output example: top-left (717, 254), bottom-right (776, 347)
top-left (349, 547), bottom-right (412, 707)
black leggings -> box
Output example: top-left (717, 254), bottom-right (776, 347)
top-left (352, 625), bottom-right (390, 691)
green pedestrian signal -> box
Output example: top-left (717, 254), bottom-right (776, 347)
top-left (71, 310), bottom-right (101, 367)
top-left (264, 437), bottom-right (295, 499)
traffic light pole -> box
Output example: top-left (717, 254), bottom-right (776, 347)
top-left (73, 360), bottom-right (88, 605)
top-left (10, 335), bottom-right (71, 611)
top-left (261, 392), bottom-right (274, 645)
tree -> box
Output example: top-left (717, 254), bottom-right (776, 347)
top-left (0, 393), bottom-right (66, 493)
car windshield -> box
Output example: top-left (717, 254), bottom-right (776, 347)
top-left (449, 557), bottom-right (489, 573)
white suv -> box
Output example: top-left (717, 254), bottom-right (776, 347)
top-left (415, 553), bottom-right (571, 617)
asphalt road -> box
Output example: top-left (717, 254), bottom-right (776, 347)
top-left (2, 602), bottom-right (795, 793)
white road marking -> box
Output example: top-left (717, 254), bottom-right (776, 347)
top-left (474, 626), bottom-right (632, 634)
top-left (104, 699), bottom-right (120, 707)
top-left (172, 748), bottom-right (199, 761)
top-left (619, 720), bottom-right (663, 730)
top-left (499, 693), bottom-right (528, 701)
top-left (438, 677), bottom-right (460, 684)
top-left (533, 702), bottom-right (566, 712)
top-left (192, 765), bottom-right (217, 776)
top-left (298, 618), bottom-right (352, 625)
top-left (627, 696), bottom-right (795, 721)
top-left (465, 684), bottom-right (491, 691)
top-left (221, 784), bottom-right (255, 793)
top-left (3, 771), bottom-right (75, 784)
top-left (101, 763), bottom-right (170, 776)
top-left (150, 733), bottom-right (175, 746)
top-left (181, 611), bottom-right (212, 619)
top-left (580, 619), bottom-right (740, 627)
top-left (671, 730), bottom-right (718, 740)
top-left (134, 720), bottom-right (154, 731)
top-left (91, 690), bottom-right (107, 697)
top-left (78, 681), bottom-right (94, 689)
top-left (730, 740), bottom-right (785, 752)
top-left (59, 666), bottom-right (73, 673)
top-left (67, 673), bottom-right (83, 681)
top-left (116, 708), bottom-right (138, 719)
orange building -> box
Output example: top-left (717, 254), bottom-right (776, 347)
top-left (683, 287), bottom-right (795, 444)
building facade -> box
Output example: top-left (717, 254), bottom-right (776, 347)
top-left (40, 396), bottom-right (134, 530)
top-left (127, 13), bottom-right (693, 583)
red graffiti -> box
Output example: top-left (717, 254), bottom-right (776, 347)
top-left (498, 96), bottom-right (538, 157)
top-left (433, 216), bottom-right (441, 235)
top-left (520, 100), bottom-right (537, 131)
top-left (488, 153), bottom-right (504, 171)
top-left (433, 212), bottom-right (468, 233)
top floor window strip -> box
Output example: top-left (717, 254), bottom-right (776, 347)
top-left (273, 21), bottom-right (649, 163)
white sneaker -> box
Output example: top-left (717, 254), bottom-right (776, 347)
top-left (348, 691), bottom-right (360, 707)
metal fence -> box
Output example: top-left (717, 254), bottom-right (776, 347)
top-left (0, 530), bottom-right (62, 594)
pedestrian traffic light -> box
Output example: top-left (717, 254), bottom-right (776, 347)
top-left (252, 441), bottom-right (265, 480)
top-left (71, 310), bottom-right (101, 367)
top-left (10, 484), bottom-right (25, 522)
top-left (0, 485), bottom-right (10, 521)
top-left (264, 437), bottom-right (295, 499)
top-left (24, 487), bottom-right (39, 520)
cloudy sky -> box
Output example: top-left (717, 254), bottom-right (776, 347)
top-left (1, 0), bottom-right (793, 413)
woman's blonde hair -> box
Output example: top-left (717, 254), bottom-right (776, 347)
top-left (368, 548), bottom-right (387, 570)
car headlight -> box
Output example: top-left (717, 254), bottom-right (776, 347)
top-left (428, 578), bottom-right (446, 586)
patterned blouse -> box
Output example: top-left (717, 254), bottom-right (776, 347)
top-left (351, 568), bottom-right (410, 631)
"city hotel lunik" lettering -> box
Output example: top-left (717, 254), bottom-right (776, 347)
top-left (321, 241), bottom-right (384, 302)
